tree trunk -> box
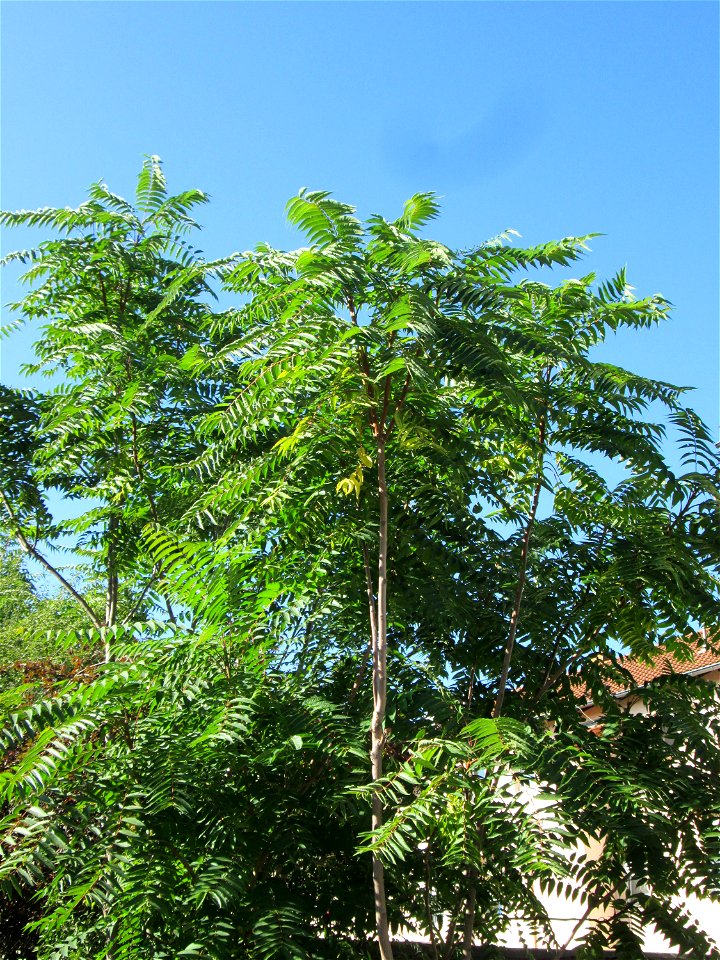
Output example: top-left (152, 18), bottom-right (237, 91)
top-left (349, 544), bottom-right (376, 705)
top-left (462, 881), bottom-right (476, 960)
top-left (371, 437), bottom-right (394, 960)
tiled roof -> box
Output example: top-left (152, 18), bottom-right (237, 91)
top-left (573, 635), bottom-right (720, 704)
top-left (608, 641), bottom-right (720, 692)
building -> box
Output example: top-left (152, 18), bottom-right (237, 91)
top-left (500, 638), bottom-right (720, 956)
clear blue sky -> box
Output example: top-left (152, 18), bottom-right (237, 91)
top-left (2, 1), bottom-right (718, 438)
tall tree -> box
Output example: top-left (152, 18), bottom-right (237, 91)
top-left (174, 191), bottom-right (720, 955)
top-left (1, 173), bottom-right (719, 959)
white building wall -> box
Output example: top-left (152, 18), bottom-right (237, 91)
top-left (500, 667), bottom-right (720, 954)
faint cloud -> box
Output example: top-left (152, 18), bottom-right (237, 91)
top-left (385, 92), bottom-right (547, 186)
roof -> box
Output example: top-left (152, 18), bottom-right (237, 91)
top-left (605, 640), bottom-right (720, 693)
top-left (573, 635), bottom-right (720, 704)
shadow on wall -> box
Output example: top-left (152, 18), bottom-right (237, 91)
top-left (386, 945), bottom-right (679, 960)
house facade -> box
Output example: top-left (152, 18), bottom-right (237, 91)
top-left (500, 640), bottom-right (720, 956)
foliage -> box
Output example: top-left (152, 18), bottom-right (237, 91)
top-left (0, 629), bottom-right (373, 960)
top-left (0, 543), bottom-right (97, 702)
top-left (0, 161), bottom-right (719, 959)
top-left (0, 156), bottom-right (224, 633)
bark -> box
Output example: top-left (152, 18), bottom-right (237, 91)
top-left (121, 568), bottom-right (159, 624)
top-left (350, 289), bottom-right (394, 958)
top-left (130, 411), bottom-right (177, 625)
top-left (423, 847), bottom-right (440, 960)
top-left (461, 397), bottom-right (551, 950)
top-left (555, 900), bottom-right (594, 959)
top-left (462, 409), bottom-right (549, 953)
top-left (462, 881), bottom-right (477, 960)
top-left (441, 914), bottom-right (459, 960)
top-left (371, 437), bottom-right (394, 960)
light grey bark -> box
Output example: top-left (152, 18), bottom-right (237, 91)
top-left (371, 437), bottom-right (394, 960)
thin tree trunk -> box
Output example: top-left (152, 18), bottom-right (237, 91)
top-left (460, 671), bottom-right (478, 956)
top-left (371, 437), bottom-right (394, 960)
top-left (351, 289), bottom-right (394, 959)
top-left (554, 900), bottom-right (594, 959)
top-left (441, 915), bottom-right (459, 960)
top-left (462, 881), bottom-right (476, 960)
top-left (461, 400), bottom-right (550, 951)
top-left (130, 411), bottom-right (177, 625)
top-left (423, 847), bottom-right (440, 960)
top-left (461, 417), bottom-right (548, 953)
top-left (121, 567), bottom-right (159, 624)
top-left (102, 509), bottom-right (119, 957)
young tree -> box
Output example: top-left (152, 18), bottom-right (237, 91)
top-left (1, 173), bottom-right (719, 959)
top-left (171, 191), bottom-right (720, 956)
top-left (0, 157), bottom-right (221, 649)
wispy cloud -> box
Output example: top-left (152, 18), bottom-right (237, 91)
top-left (385, 92), bottom-right (547, 186)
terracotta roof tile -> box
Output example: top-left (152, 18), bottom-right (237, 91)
top-left (572, 634), bottom-right (720, 704)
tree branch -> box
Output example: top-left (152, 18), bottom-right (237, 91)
top-left (462, 882), bottom-right (477, 960)
top-left (121, 568), bottom-right (160, 624)
top-left (348, 293), bottom-right (380, 435)
top-left (386, 369), bottom-right (411, 435)
top-left (129, 411), bottom-right (176, 625)
top-left (423, 846), bottom-right (440, 960)
top-left (493, 390), bottom-right (550, 719)
top-left (379, 331), bottom-right (398, 435)
top-left (0, 488), bottom-right (102, 629)
top-left (380, 372), bottom-right (393, 436)
top-left (555, 898), bottom-right (595, 959)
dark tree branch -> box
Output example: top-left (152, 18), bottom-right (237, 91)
top-left (129, 411), bottom-right (177, 625)
top-left (492, 380), bottom-right (551, 719)
top-left (121, 568), bottom-right (160, 625)
top-left (0, 488), bottom-right (102, 629)
top-left (423, 846), bottom-right (440, 960)
top-left (462, 882), bottom-right (477, 960)
top-left (348, 293), bottom-right (380, 434)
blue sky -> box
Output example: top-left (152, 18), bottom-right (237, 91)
top-left (1, 1), bottom-right (718, 437)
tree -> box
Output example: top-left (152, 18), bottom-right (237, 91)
top-left (0, 157), bottom-right (223, 647)
top-left (183, 190), bottom-right (720, 956)
top-left (1, 168), bottom-right (719, 959)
